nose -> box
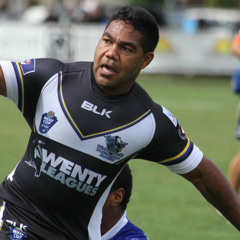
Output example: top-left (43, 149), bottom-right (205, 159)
top-left (105, 44), bottom-right (119, 61)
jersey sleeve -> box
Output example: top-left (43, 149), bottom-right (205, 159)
top-left (137, 105), bottom-right (203, 174)
top-left (0, 58), bottom-right (63, 128)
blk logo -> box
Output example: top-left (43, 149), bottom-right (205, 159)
top-left (81, 100), bottom-right (112, 119)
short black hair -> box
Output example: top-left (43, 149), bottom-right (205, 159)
top-left (105, 6), bottom-right (159, 54)
top-left (111, 164), bottom-right (132, 211)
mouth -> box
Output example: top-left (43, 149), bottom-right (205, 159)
top-left (100, 63), bottom-right (117, 75)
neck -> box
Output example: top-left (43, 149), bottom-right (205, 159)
top-left (101, 208), bottom-right (124, 235)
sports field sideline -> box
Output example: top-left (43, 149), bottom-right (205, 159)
top-left (0, 74), bottom-right (239, 239)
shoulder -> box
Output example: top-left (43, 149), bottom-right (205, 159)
top-left (32, 59), bottom-right (93, 77)
top-left (62, 61), bottom-right (93, 73)
top-left (133, 82), bottom-right (180, 143)
top-left (133, 82), bottom-right (156, 107)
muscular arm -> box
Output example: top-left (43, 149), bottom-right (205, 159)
top-left (181, 155), bottom-right (240, 230)
top-left (0, 66), bottom-right (6, 96)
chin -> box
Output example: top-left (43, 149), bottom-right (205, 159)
top-left (97, 75), bottom-right (113, 87)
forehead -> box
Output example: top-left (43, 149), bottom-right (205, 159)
top-left (104, 20), bottom-right (142, 44)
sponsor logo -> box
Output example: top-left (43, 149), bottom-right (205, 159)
top-left (39, 111), bottom-right (58, 134)
top-left (162, 106), bottom-right (177, 127)
top-left (6, 220), bottom-right (28, 232)
top-left (7, 220), bottom-right (28, 240)
top-left (81, 100), bottom-right (112, 119)
top-left (96, 135), bottom-right (128, 162)
top-left (9, 227), bottom-right (27, 240)
top-left (178, 124), bottom-right (187, 140)
top-left (20, 59), bottom-right (35, 75)
top-left (25, 141), bottom-right (107, 196)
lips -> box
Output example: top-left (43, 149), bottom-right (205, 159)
top-left (100, 63), bottom-right (117, 75)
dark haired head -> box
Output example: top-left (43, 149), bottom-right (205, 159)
top-left (111, 164), bottom-right (132, 211)
top-left (105, 6), bottom-right (159, 54)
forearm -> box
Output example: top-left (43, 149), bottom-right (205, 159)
top-left (182, 156), bottom-right (240, 230)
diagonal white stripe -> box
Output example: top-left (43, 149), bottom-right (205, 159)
top-left (0, 201), bottom-right (6, 230)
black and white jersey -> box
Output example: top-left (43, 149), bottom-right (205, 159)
top-left (0, 59), bottom-right (203, 240)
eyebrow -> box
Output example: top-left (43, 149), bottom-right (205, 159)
top-left (103, 32), bottom-right (138, 51)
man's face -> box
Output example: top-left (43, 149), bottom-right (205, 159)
top-left (93, 20), bottom-right (153, 95)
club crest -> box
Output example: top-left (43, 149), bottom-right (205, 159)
top-left (96, 135), bottom-right (128, 163)
top-left (105, 135), bottom-right (128, 153)
top-left (20, 58), bottom-right (35, 75)
top-left (39, 111), bottom-right (58, 134)
top-left (9, 227), bottom-right (28, 240)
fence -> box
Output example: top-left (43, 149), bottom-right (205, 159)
top-left (0, 21), bottom-right (238, 76)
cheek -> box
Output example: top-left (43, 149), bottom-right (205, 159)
top-left (122, 59), bottom-right (142, 74)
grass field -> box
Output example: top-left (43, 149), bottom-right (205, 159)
top-left (0, 74), bottom-right (240, 239)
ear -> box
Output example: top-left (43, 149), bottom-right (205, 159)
top-left (111, 188), bottom-right (125, 207)
top-left (140, 52), bottom-right (154, 70)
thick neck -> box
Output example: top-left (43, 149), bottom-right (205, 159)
top-left (101, 207), bottom-right (124, 235)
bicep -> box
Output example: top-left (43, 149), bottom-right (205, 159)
top-left (0, 66), bottom-right (6, 96)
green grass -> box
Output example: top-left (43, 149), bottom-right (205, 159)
top-left (0, 98), bottom-right (30, 178)
top-left (128, 75), bottom-right (240, 239)
top-left (0, 75), bottom-right (240, 239)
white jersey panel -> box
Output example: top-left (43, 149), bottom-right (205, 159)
top-left (88, 169), bottom-right (124, 240)
top-left (88, 184), bottom-right (112, 240)
top-left (0, 61), bottom-right (19, 105)
top-left (34, 75), bottom-right (156, 164)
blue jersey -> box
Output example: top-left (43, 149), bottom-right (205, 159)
top-left (102, 212), bottom-right (148, 240)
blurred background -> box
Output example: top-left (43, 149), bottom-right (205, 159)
top-left (1, 0), bottom-right (240, 76)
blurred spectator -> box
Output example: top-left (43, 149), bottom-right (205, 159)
top-left (228, 30), bottom-right (240, 195)
top-left (71, 0), bottom-right (102, 23)
top-left (0, 0), bottom-right (10, 19)
top-left (0, 0), bottom-right (8, 11)
top-left (21, 5), bottom-right (49, 24)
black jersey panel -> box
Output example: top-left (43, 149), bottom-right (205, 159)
top-left (59, 70), bottom-right (152, 139)
top-left (1, 132), bottom-right (128, 239)
top-left (136, 104), bottom-right (189, 164)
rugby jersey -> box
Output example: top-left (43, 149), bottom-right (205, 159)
top-left (0, 59), bottom-right (203, 240)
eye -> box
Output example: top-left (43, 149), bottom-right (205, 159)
top-left (122, 46), bottom-right (131, 52)
top-left (103, 38), bottom-right (111, 44)
top-left (120, 43), bottom-right (136, 53)
top-left (123, 45), bottom-right (135, 54)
